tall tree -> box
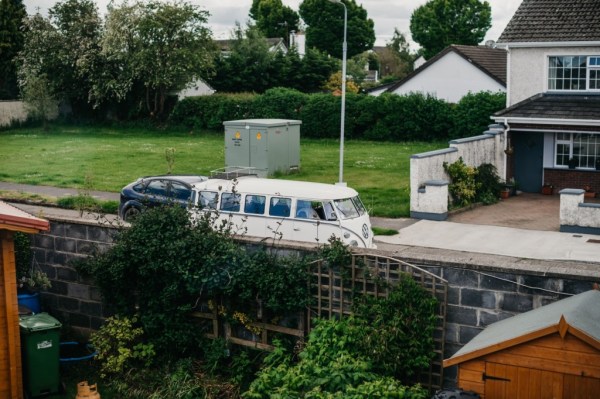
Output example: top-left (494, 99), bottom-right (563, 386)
top-left (0, 0), bottom-right (27, 99)
top-left (378, 28), bottom-right (413, 80)
top-left (410, 0), bottom-right (491, 59)
top-left (95, 0), bottom-right (215, 117)
top-left (249, 0), bottom-right (299, 46)
top-left (17, 0), bottom-right (102, 114)
top-left (299, 0), bottom-right (375, 59)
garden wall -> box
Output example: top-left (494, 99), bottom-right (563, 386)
top-left (29, 216), bottom-right (599, 388)
top-left (0, 101), bottom-right (27, 127)
top-left (410, 124), bottom-right (506, 220)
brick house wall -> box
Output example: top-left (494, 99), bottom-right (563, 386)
top-left (544, 168), bottom-right (600, 195)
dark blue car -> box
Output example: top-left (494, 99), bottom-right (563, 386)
top-left (118, 175), bottom-right (208, 221)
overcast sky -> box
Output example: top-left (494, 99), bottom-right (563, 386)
top-left (23, 0), bottom-right (523, 48)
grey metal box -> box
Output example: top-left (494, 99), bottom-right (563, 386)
top-left (223, 119), bottom-right (301, 176)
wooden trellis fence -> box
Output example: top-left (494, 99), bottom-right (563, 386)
top-left (191, 253), bottom-right (447, 391)
top-left (308, 253), bottom-right (448, 392)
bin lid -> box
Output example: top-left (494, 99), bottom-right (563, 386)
top-left (19, 312), bottom-right (62, 332)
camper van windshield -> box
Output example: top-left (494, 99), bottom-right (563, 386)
top-left (333, 198), bottom-right (360, 219)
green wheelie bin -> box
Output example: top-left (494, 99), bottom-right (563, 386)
top-left (19, 313), bottom-right (62, 397)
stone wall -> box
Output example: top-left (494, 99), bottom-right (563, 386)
top-left (29, 216), bottom-right (600, 387)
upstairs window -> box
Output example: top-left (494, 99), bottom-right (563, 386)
top-left (548, 56), bottom-right (600, 91)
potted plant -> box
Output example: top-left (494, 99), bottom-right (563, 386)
top-left (583, 184), bottom-right (596, 199)
top-left (542, 183), bottom-right (554, 195)
top-left (500, 186), bottom-right (511, 199)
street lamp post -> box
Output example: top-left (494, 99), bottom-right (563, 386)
top-left (328, 0), bottom-right (347, 186)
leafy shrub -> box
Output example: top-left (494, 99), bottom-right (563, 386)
top-left (90, 315), bottom-right (155, 378)
top-left (443, 157), bottom-right (479, 207)
top-left (250, 87), bottom-right (308, 120)
top-left (451, 91), bottom-right (506, 139)
top-left (475, 163), bottom-right (502, 204)
top-left (353, 274), bottom-right (438, 380)
top-left (168, 90), bottom-right (499, 142)
top-left (243, 318), bottom-right (428, 399)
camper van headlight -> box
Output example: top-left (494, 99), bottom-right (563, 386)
top-left (362, 224), bottom-right (369, 239)
top-left (350, 240), bottom-right (358, 247)
top-left (344, 232), bottom-right (350, 238)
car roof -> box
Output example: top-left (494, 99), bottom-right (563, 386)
top-left (192, 177), bottom-right (359, 200)
top-left (140, 175), bottom-right (208, 184)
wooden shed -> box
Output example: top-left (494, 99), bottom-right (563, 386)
top-left (444, 290), bottom-right (600, 399)
top-left (0, 201), bottom-right (49, 399)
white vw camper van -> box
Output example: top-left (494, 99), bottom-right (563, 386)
top-left (190, 177), bottom-right (374, 248)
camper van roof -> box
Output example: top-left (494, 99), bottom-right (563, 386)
top-left (193, 178), bottom-right (359, 200)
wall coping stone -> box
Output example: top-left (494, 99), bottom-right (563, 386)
top-left (560, 188), bottom-right (585, 195)
top-left (579, 202), bottom-right (600, 209)
top-left (449, 134), bottom-right (495, 145)
top-left (411, 147), bottom-right (458, 159)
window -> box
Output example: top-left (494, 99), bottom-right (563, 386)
top-left (244, 195), bottom-right (265, 214)
top-left (296, 200), bottom-right (322, 219)
top-left (334, 198), bottom-right (360, 219)
top-left (554, 133), bottom-right (600, 168)
top-left (145, 180), bottom-right (168, 196)
top-left (548, 56), bottom-right (600, 91)
top-left (170, 182), bottom-right (191, 201)
top-left (269, 197), bottom-right (291, 217)
top-left (220, 193), bottom-right (241, 212)
top-left (198, 191), bottom-right (218, 209)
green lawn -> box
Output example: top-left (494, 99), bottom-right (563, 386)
top-left (0, 124), bottom-right (444, 217)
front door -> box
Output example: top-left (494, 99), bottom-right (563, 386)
top-left (513, 132), bottom-right (544, 193)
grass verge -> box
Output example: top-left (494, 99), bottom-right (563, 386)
top-left (0, 124), bottom-right (445, 217)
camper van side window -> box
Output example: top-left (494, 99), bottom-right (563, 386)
top-left (220, 193), bottom-right (241, 212)
top-left (269, 197), bottom-right (291, 217)
top-left (244, 195), bottom-right (266, 214)
top-left (199, 191), bottom-right (218, 209)
top-left (296, 199), bottom-right (324, 220)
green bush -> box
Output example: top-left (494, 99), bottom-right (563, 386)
top-left (475, 163), bottom-right (502, 204)
top-left (443, 157), bottom-right (479, 208)
top-left (250, 87), bottom-right (308, 120)
top-left (243, 318), bottom-right (428, 399)
top-left (90, 315), bottom-right (155, 378)
top-left (168, 90), bottom-right (505, 142)
top-left (451, 91), bottom-right (506, 139)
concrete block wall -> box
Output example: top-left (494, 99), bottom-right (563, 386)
top-left (414, 262), bottom-right (597, 385)
top-left (31, 220), bottom-right (116, 335)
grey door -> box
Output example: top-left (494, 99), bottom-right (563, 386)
top-left (513, 132), bottom-right (544, 193)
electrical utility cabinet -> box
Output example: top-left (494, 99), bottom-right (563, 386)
top-left (223, 119), bottom-right (301, 177)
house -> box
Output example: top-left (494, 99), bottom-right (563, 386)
top-left (175, 79), bottom-right (215, 99)
top-left (493, 0), bottom-right (600, 194)
top-left (215, 37), bottom-right (288, 57)
top-left (444, 290), bottom-right (600, 398)
top-left (0, 201), bottom-right (49, 398)
top-left (367, 44), bottom-right (507, 103)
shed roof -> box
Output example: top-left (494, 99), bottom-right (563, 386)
top-left (0, 201), bottom-right (50, 233)
top-left (445, 290), bottom-right (600, 367)
top-left (381, 45), bottom-right (507, 94)
top-left (498, 0), bottom-right (600, 43)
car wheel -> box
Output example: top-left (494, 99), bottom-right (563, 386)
top-left (123, 206), bottom-right (141, 222)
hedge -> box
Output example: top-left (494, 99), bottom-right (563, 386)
top-left (169, 88), bottom-right (506, 141)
